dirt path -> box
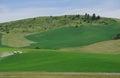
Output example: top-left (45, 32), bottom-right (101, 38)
top-left (0, 72), bottom-right (120, 77)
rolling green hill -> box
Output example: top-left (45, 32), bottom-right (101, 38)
top-left (0, 15), bottom-right (120, 73)
top-left (0, 15), bottom-right (107, 34)
top-left (26, 22), bottom-right (120, 49)
top-left (0, 15), bottom-right (118, 48)
top-left (0, 15), bottom-right (108, 47)
top-left (0, 50), bottom-right (120, 72)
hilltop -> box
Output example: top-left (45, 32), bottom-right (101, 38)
top-left (0, 14), bottom-right (104, 33)
top-left (0, 14), bottom-right (118, 48)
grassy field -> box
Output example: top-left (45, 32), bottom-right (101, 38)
top-left (0, 15), bottom-right (116, 48)
top-left (26, 22), bottom-right (120, 49)
top-left (0, 48), bottom-right (30, 56)
top-left (61, 40), bottom-right (120, 54)
top-left (1, 33), bottom-right (35, 47)
top-left (0, 15), bottom-right (120, 75)
top-left (0, 49), bottom-right (120, 72)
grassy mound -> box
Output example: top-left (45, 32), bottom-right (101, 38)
top-left (0, 50), bottom-right (120, 72)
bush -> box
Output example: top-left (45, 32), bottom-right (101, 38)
top-left (35, 47), bottom-right (40, 49)
top-left (113, 34), bottom-right (120, 40)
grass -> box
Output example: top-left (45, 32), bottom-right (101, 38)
top-left (26, 22), bottom-right (120, 49)
top-left (1, 33), bottom-right (35, 47)
top-left (0, 16), bottom-right (120, 73)
top-left (0, 48), bottom-right (28, 56)
top-left (61, 40), bottom-right (120, 54)
top-left (0, 49), bottom-right (120, 72)
top-left (0, 15), bottom-right (116, 48)
top-left (0, 15), bottom-right (107, 33)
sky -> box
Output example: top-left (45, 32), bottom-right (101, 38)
top-left (0, 0), bottom-right (120, 23)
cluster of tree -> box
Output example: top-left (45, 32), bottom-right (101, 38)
top-left (83, 13), bottom-right (100, 23)
top-left (0, 25), bottom-right (10, 34)
top-left (47, 13), bottom-right (101, 27)
top-left (0, 13), bottom-right (101, 33)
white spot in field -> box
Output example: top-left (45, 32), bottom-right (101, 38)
top-left (13, 51), bottom-right (23, 55)
top-left (0, 52), bottom-right (13, 58)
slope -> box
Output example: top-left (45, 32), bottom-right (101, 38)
top-left (26, 21), bottom-right (120, 49)
top-left (0, 15), bottom-right (114, 47)
top-left (0, 50), bottom-right (120, 72)
top-left (61, 40), bottom-right (120, 54)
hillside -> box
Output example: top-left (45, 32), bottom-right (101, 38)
top-left (61, 40), bottom-right (120, 54)
top-left (0, 15), bottom-right (120, 73)
top-left (26, 24), bottom-right (120, 49)
top-left (0, 15), bottom-right (106, 34)
top-left (0, 14), bottom-right (119, 48)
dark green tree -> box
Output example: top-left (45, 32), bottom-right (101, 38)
top-left (92, 13), bottom-right (96, 20)
top-left (96, 16), bottom-right (100, 20)
top-left (64, 15), bottom-right (67, 18)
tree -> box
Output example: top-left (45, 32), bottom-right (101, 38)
top-left (84, 13), bottom-right (90, 23)
top-left (75, 25), bottom-right (78, 28)
top-left (92, 13), bottom-right (96, 20)
top-left (50, 16), bottom-right (53, 18)
top-left (33, 18), bottom-right (36, 20)
top-left (85, 13), bottom-right (88, 18)
top-left (76, 14), bottom-right (80, 18)
top-left (87, 14), bottom-right (90, 19)
top-left (64, 15), bottom-right (67, 18)
top-left (96, 16), bottom-right (100, 20)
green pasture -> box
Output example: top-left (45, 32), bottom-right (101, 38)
top-left (0, 49), bottom-right (120, 72)
top-left (26, 22), bottom-right (120, 49)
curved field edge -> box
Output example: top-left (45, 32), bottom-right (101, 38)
top-left (0, 49), bottom-right (120, 72)
top-left (1, 33), bottom-right (35, 48)
top-left (25, 22), bottom-right (120, 49)
top-left (60, 40), bottom-right (120, 54)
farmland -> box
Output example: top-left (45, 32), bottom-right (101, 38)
top-left (0, 49), bottom-right (120, 72)
top-left (26, 22), bottom-right (120, 49)
top-left (0, 15), bottom-right (120, 78)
